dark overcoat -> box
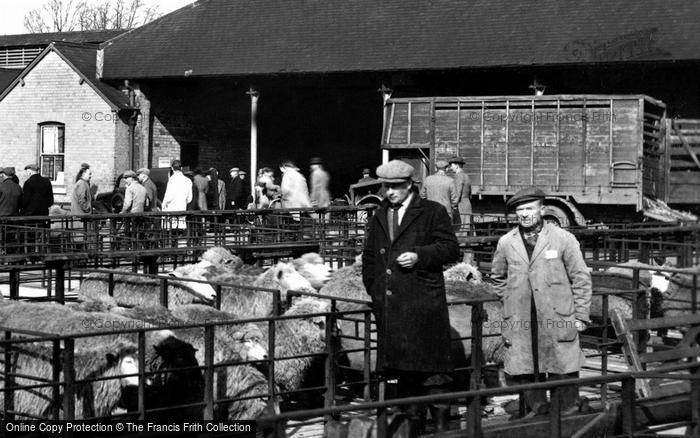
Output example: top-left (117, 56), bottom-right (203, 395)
top-left (20, 174), bottom-right (54, 216)
top-left (0, 179), bottom-right (22, 216)
top-left (362, 194), bottom-right (459, 372)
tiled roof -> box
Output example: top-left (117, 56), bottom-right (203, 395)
top-left (0, 30), bottom-right (125, 48)
top-left (102, 0), bottom-right (700, 79)
top-left (0, 42), bottom-right (130, 109)
top-left (0, 68), bottom-right (21, 93)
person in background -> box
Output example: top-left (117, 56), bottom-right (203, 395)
top-left (309, 157), bottom-right (331, 208)
top-left (357, 168), bottom-right (374, 184)
top-left (205, 168), bottom-right (219, 210)
top-left (162, 160), bottom-right (193, 213)
top-left (20, 164), bottom-right (53, 217)
top-left (256, 167), bottom-right (279, 208)
top-left (449, 156), bottom-right (472, 231)
top-left (137, 168), bottom-right (159, 211)
top-left (226, 167), bottom-right (245, 210)
top-left (279, 160), bottom-right (311, 210)
top-left (235, 170), bottom-right (251, 209)
top-left (362, 159), bottom-right (459, 433)
top-left (420, 160), bottom-right (458, 221)
top-left (207, 168), bottom-right (226, 211)
top-left (193, 168), bottom-right (209, 211)
top-left (0, 167), bottom-right (22, 216)
top-left (70, 163), bottom-right (93, 215)
top-left (491, 188), bottom-right (592, 419)
top-left (121, 170), bottom-right (147, 213)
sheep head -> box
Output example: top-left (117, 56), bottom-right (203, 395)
top-left (200, 247), bottom-right (244, 269)
top-left (270, 262), bottom-right (316, 301)
top-left (293, 253), bottom-right (333, 290)
top-left (232, 323), bottom-right (268, 361)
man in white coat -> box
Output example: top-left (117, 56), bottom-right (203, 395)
top-left (280, 161), bottom-right (311, 220)
top-left (162, 160), bottom-right (193, 230)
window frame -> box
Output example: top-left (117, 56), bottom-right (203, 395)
top-left (38, 122), bottom-right (65, 184)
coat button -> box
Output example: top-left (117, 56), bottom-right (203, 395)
top-left (380, 248), bottom-right (386, 254)
top-left (386, 290), bottom-right (393, 296)
top-left (386, 269), bottom-right (392, 275)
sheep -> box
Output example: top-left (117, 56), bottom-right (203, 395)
top-left (1, 337), bottom-right (140, 419)
top-left (0, 302), bottom-right (203, 420)
top-left (257, 297), bottom-right (330, 395)
top-left (318, 262), bottom-right (506, 382)
top-left (78, 271), bottom-right (216, 308)
top-left (104, 304), bottom-right (272, 421)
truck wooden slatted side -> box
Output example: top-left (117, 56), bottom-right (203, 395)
top-left (381, 94), bottom-right (684, 225)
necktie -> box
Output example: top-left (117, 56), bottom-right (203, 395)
top-left (388, 204), bottom-right (401, 241)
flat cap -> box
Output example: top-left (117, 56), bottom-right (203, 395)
top-left (229, 167), bottom-right (239, 173)
top-left (24, 164), bottom-right (39, 171)
top-left (362, 168), bottom-right (370, 174)
top-left (122, 170), bottom-right (137, 178)
top-left (239, 170), bottom-right (247, 175)
top-left (0, 167), bottom-right (15, 176)
top-left (506, 187), bottom-right (546, 210)
top-left (449, 156), bottom-right (466, 165)
top-left (310, 157), bottom-right (323, 165)
top-left (435, 159), bottom-right (449, 169)
top-left (376, 160), bottom-right (414, 183)
top-left (80, 162), bottom-right (90, 169)
top-left (136, 167), bottom-right (150, 175)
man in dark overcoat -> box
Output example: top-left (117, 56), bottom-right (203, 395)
top-left (362, 159), bottom-right (460, 431)
top-left (226, 167), bottom-right (245, 210)
top-left (20, 164), bottom-right (54, 217)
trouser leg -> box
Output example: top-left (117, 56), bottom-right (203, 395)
top-left (505, 373), bottom-right (548, 414)
top-left (548, 372), bottom-right (580, 411)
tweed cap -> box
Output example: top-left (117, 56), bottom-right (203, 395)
top-left (0, 167), bottom-right (15, 176)
top-left (239, 170), bottom-right (247, 175)
top-left (449, 156), bottom-right (466, 165)
top-left (435, 159), bottom-right (449, 169)
top-left (122, 170), bottom-right (137, 178)
top-left (136, 167), bottom-right (150, 176)
top-left (229, 167), bottom-right (239, 173)
top-left (376, 160), bottom-right (414, 183)
top-left (24, 164), bottom-right (39, 171)
top-left (506, 187), bottom-right (546, 210)
top-left (310, 157), bottom-right (323, 165)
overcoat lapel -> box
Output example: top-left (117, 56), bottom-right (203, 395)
top-left (530, 223), bottom-right (551, 263)
top-left (509, 230), bottom-right (529, 263)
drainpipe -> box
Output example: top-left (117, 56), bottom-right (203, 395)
top-left (124, 80), bottom-right (138, 170)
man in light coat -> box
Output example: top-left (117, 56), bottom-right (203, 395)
top-left (491, 187), bottom-right (591, 418)
top-left (280, 161), bottom-right (311, 219)
top-left (137, 168), bottom-right (159, 211)
top-left (309, 157), bottom-right (331, 208)
top-left (121, 170), bottom-right (147, 213)
top-left (162, 160), bottom-right (192, 229)
top-left (420, 160), bottom-right (458, 220)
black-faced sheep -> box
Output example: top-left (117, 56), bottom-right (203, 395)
top-left (0, 302), bottom-right (202, 420)
top-left (1, 338), bottom-right (140, 419)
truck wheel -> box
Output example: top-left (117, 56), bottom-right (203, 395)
top-left (543, 205), bottom-right (570, 227)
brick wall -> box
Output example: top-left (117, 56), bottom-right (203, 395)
top-left (0, 50), bottom-right (129, 203)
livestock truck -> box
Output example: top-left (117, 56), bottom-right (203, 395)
top-left (380, 94), bottom-right (700, 225)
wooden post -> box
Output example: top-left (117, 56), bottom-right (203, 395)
top-left (9, 268), bottom-right (19, 300)
top-left (550, 386), bottom-right (562, 438)
top-left (54, 262), bottom-right (66, 305)
top-left (467, 303), bottom-right (483, 437)
top-left (159, 277), bottom-right (168, 308)
top-left (138, 331), bottom-right (146, 420)
top-left (691, 364), bottom-right (700, 437)
top-left (363, 310), bottom-right (372, 401)
top-left (62, 338), bottom-right (76, 420)
top-left (324, 300), bottom-right (337, 421)
top-left (4, 331), bottom-right (14, 420)
top-left (621, 377), bottom-right (636, 437)
top-left (52, 339), bottom-right (61, 419)
top-left (247, 87), bottom-right (259, 200)
top-left (204, 324), bottom-right (215, 420)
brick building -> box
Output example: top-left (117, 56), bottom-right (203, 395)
top-left (0, 42), bottom-right (136, 201)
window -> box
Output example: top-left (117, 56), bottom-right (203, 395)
top-left (40, 123), bottom-right (65, 182)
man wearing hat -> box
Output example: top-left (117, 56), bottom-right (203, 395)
top-left (162, 160), bottom-right (193, 228)
top-left (309, 157), bottom-right (330, 209)
top-left (420, 160), bottom-right (458, 221)
top-left (491, 187), bottom-right (591, 418)
top-left (121, 170), bottom-right (147, 213)
top-left (137, 168), bottom-right (160, 211)
top-left (448, 157), bottom-right (472, 229)
top-left (0, 167), bottom-right (22, 216)
top-left (226, 167), bottom-right (245, 210)
top-left (357, 168), bottom-right (374, 185)
top-left (362, 159), bottom-right (459, 432)
top-left (21, 164), bottom-right (54, 217)
top-left (279, 161), bottom-right (311, 214)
